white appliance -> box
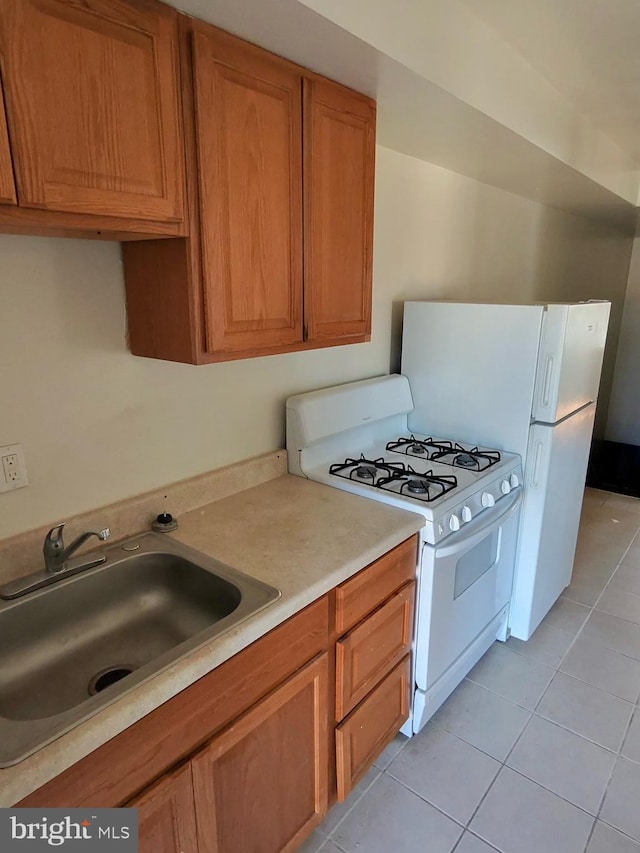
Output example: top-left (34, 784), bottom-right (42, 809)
top-left (286, 374), bottom-right (523, 734)
top-left (401, 300), bottom-right (611, 640)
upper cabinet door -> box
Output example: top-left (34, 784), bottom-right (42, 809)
top-left (304, 77), bottom-right (375, 344)
top-left (0, 0), bottom-right (184, 221)
top-left (0, 83), bottom-right (16, 204)
top-left (191, 25), bottom-right (303, 355)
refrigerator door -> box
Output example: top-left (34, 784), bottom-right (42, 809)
top-left (532, 302), bottom-right (610, 424)
top-left (402, 302), bottom-right (544, 459)
top-left (509, 402), bottom-right (596, 640)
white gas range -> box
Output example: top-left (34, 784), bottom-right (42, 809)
top-left (286, 374), bottom-right (523, 734)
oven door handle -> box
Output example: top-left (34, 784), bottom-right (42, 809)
top-left (434, 489), bottom-right (522, 558)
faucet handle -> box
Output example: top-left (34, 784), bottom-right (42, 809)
top-left (46, 522), bottom-right (66, 542)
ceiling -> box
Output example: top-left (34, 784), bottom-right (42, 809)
top-left (461, 0), bottom-right (640, 167)
top-left (174, 0), bottom-right (640, 232)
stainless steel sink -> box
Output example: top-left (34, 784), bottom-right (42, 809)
top-left (0, 533), bottom-right (280, 766)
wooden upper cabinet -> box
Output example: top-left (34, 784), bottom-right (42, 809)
top-left (0, 0), bottom-right (184, 222)
top-left (304, 77), bottom-right (375, 344)
top-left (191, 25), bottom-right (303, 354)
top-left (132, 763), bottom-right (199, 853)
top-left (0, 83), bottom-right (16, 205)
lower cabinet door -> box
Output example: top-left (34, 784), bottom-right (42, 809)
top-left (335, 655), bottom-right (411, 801)
top-left (131, 763), bottom-right (199, 853)
top-left (191, 653), bottom-right (329, 853)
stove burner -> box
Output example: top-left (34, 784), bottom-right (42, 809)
top-left (386, 435), bottom-right (449, 458)
top-left (329, 456), bottom-right (457, 501)
top-left (454, 453), bottom-right (478, 468)
top-left (354, 464), bottom-right (377, 480)
top-left (329, 455), bottom-right (406, 484)
top-left (377, 466), bottom-right (458, 502)
top-left (431, 443), bottom-right (501, 471)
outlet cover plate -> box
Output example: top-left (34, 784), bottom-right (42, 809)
top-left (0, 443), bottom-right (29, 493)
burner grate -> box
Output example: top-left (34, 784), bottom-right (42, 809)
top-left (387, 436), bottom-right (501, 471)
top-left (377, 466), bottom-right (457, 502)
top-left (329, 454), bottom-right (458, 502)
top-left (386, 435), bottom-right (452, 458)
top-left (329, 455), bottom-right (405, 483)
top-left (431, 443), bottom-right (501, 471)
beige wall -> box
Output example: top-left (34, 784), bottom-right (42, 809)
top-left (0, 147), bottom-right (632, 539)
top-left (606, 238), bottom-right (640, 444)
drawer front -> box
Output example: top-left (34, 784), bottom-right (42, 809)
top-left (335, 536), bottom-right (417, 634)
top-left (335, 655), bottom-right (411, 801)
top-left (336, 581), bottom-right (415, 720)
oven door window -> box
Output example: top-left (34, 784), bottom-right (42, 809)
top-left (453, 530), bottom-right (499, 599)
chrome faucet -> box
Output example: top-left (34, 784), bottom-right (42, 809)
top-left (43, 522), bottom-right (111, 573)
top-left (0, 521), bottom-right (111, 600)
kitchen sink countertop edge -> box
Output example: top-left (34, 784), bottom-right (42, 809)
top-left (1, 474), bottom-right (423, 806)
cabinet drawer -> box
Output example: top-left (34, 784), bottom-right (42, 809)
top-left (336, 581), bottom-right (415, 720)
top-left (335, 536), bottom-right (417, 634)
top-left (335, 656), bottom-right (411, 801)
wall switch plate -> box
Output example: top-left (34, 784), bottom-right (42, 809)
top-left (0, 443), bottom-right (29, 493)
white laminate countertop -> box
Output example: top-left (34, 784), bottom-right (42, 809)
top-left (1, 474), bottom-right (423, 806)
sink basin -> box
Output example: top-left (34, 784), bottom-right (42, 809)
top-left (0, 533), bottom-right (280, 766)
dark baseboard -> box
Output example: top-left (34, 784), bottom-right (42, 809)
top-left (587, 439), bottom-right (640, 498)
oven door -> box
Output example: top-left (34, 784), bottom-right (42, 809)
top-left (414, 489), bottom-right (522, 692)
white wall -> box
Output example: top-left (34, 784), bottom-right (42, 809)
top-left (0, 147), bottom-right (632, 538)
top-left (606, 238), bottom-right (640, 444)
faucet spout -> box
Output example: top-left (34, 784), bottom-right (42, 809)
top-left (43, 523), bottom-right (110, 574)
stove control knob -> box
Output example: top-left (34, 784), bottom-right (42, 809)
top-left (449, 514), bottom-right (461, 532)
top-left (481, 492), bottom-right (495, 508)
top-left (461, 505), bottom-right (473, 523)
top-left (510, 473), bottom-right (520, 489)
top-left (501, 479), bottom-right (512, 495)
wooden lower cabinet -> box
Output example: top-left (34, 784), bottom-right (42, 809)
top-left (17, 537), bottom-right (418, 853)
top-left (133, 763), bottom-right (199, 853)
top-left (133, 654), bottom-right (329, 853)
top-left (335, 656), bottom-right (411, 801)
top-left (192, 654), bottom-right (328, 853)
top-left (336, 581), bottom-right (415, 720)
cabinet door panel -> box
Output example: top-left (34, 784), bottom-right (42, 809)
top-left (0, 83), bottom-right (16, 204)
top-left (336, 581), bottom-right (415, 720)
top-left (0, 0), bottom-right (184, 221)
top-left (336, 655), bottom-right (411, 801)
top-left (192, 654), bottom-right (328, 853)
top-left (192, 26), bottom-right (303, 354)
top-left (304, 77), bottom-right (375, 344)
top-left (131, 763), bottom-right (199, 853)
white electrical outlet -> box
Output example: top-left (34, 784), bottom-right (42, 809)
top-left (0, 443), bottom-right (29, 493)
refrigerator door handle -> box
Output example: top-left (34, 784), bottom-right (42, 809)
top-left (531, 440), bottom-right (545, 488)
top-left (541, 356), bottom-right (554, 407)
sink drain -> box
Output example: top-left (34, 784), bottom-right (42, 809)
top-left (88, 665), bottom-right (135, 696)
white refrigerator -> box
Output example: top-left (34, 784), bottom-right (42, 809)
top-left (401, 300), bottom-right (611, 640)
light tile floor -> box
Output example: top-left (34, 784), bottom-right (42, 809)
top-left (300, 488), bottom-right (640, 853)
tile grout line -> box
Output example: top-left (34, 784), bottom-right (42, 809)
top-left (575, 513), bottom-right (640, 852)
top-left (460, 514), bottom-right (640, 852)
